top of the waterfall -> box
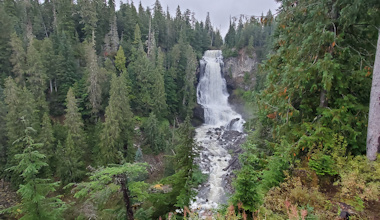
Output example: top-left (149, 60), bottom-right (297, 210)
top-left (203, 50), bottom-right (223, 59)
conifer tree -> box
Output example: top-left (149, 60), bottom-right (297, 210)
top-left (100, 73), bottom-right (133, 164)
top-left (129, 24), bottom-right (154, 114)
top-left (40, 37), bottom-right (57, 94)
top-left (225, 20), bottom-right (236, 48)
top-left (115, 45), bottom-right (127, 74)
top-left (153, 117), bottom-right (196, 215)
top-left (5, 126), bottom-right (67, 219)
top-left (0, 7), bottom-right (12, 83)
top-left (39, 112), bottom-right (55, 165)
top-left (9, 33), bottom-right (26, 86)
top-left (143, 112), bottom-right (164, 154)
top-left (84, 42), bottom-right (102, 116)
top-left (72, 162), bottom-right (148, 220)
top-left (181, 45), bottom-right (197, 117)
top-left (57, 132), bottom-right (85, 184)
top-left (5, 78), bottom-right (38, 181)
top-left (26, 39), bottom-right (48, 117)
top-left (64, 88), bottom-right (86, 160)
top-left (151, 49), bottom-right (167, 118)
top-left (79, 0), bottom-right (98, 43)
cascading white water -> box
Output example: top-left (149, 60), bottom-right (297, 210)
top-left (191, 50), bottom-right (245, 214)
top-left (197, 50), bottom-right (244, 131)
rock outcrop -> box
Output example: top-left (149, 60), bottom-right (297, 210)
top-left (222, 48), bottom-right (257, 92)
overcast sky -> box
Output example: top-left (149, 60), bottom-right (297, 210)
top-left (118, 0), bottom-right (280, 37)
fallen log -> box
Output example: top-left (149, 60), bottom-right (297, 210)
top-left (223, 157), bottom-right (238, 171)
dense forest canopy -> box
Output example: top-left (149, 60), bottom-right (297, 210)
top-left (0, 0), bottom-right (380, 219)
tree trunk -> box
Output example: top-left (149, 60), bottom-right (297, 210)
top-left (366, 30), bottom-right (380, 161)
top-left (120, 175), bottom-right (134, 220)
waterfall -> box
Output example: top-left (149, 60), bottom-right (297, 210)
top-left (197, 50), bottom-right (244, 131)
top-left (191, 50), bottom-right (245, 214)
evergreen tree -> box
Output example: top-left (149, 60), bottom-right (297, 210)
top-left (100, 73), bottom-right (133, 165)
top-left (151, 49), bottom-right (167, 118)
top-left (39, 112), bottom-right (55, 166)
top-left (26, 39), bottom-right (48, 118)
top-left (0, 7), bottom-right (13, 83)
top-left (40, 37), bottom-right (57, 94)
top-left (233, 0), bottom-right (380, 211)
top-left (152, 0), bottom-right (166, 49)
top-left (64, 88), bottom-right (86, 161)
top-left (57, 132), bottom-right (85, 184)
top-left (151, 117), bottom-right (196, 217)
top-left (4, 127), bottom-right (67, 219)
top-left (129, 24), bottom-right (154, 115)
top-left (181, 45), bottom-right (197, 117)
top-left (79, 0), bottom-right (98, 43)
top-left (84, 42), bottom-right (102, 116)
top-left (72, 162), bottom-right (148, 220)
top-left (225, 20), bottom-right (236, 48)
top-left (9, 33), bottom-right (26, 86)
top-left (50, 32), bottom-right (78, 115)
top-left (143, 112), bottom-right (164, 154)
top-left (213, 30), bottom-right (223, 48)
top-left (5, 78), bottom-right (38, 186)
top-left (115, 45), bottom-right (127, 74)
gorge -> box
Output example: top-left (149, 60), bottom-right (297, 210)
top-left (191, 50), bottom-right (246, 214)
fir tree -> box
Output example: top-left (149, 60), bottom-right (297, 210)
top-left (57, 133), bottom-right (85, 185)
top-left (9, 33), bottom-right (26, 86)
top-left (84, 42), bottom-right (102, 116)
top-left (0, 7), bottom-right (12, 83)
top-left (39, 112), bottom-right (55, 166)
top-left (100, 73), bottom-right (133, 165)
top-left (72, 162), bottom-right (148, 220)
top-left (151, 49), bottom-right (167, 118)
top-left (5, 78), bottom-right (38, 185)
top-left (26, 39), bottom-right (48, 118)
top-left (143, 112), bottom-right (164, 154)
top-left (79, 0), bottom-right (98, 43)
top-left (115, 45), bottom-right (127, 74)
top-left (4, 126), bottom-right (67, 220)
top-left (64, 88), bottom-right (87, 150)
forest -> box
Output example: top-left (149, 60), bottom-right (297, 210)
top-left (0, 0), bottom-right (380, 219)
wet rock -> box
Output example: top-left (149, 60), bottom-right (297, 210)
top-left (226, 118), bottom-right (240, 130)
top-left (192, 104), bottom-right (205, 127)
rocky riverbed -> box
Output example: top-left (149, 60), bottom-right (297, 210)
top-left (191, 125), bottom-right (247, 213)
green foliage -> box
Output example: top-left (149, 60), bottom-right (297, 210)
top-left (71, 163), bottom-right (148, 217)
top-left (143, 112), bottom-right (166, 154)
top-left (100, 72), bottom-right (134, 165)
top-left (134, 207), bottom-right (154, 220)
top-left (2, 126), bottom-right (67, 220)
top-left (26, 39), bottom-right (48, 118)
top-left (309, 154), bottom-right (337, 176)
top-left (0, 6), bottom-right (12, 83)
top-left (150, 117), bottom-right (197, 218)
top-left (64, 88), bottom-right (86, 156)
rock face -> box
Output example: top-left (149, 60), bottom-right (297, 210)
top-left (222, 49), bottom-right (257, 92)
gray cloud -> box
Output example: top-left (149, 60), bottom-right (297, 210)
top-left (119, 0), bottom-right (280, 36)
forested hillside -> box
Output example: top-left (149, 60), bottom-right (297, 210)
top-left (0, 0), bottom-right (226, 218)
top-left (1, 0), bottom-right (380, 219)
top-left (230, 0), bottom-right (380, 219)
